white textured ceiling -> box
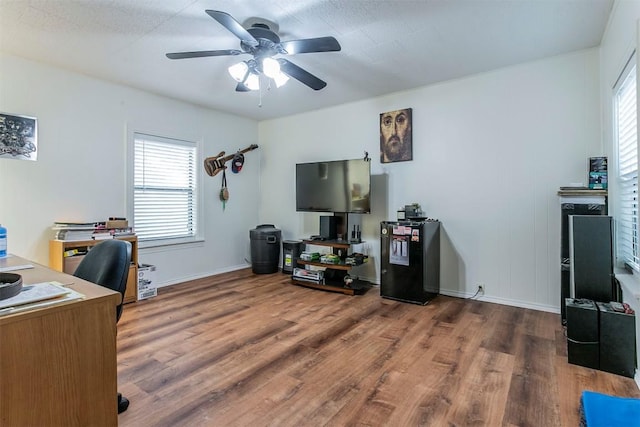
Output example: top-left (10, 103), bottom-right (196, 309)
top-left (0, 0), bottom-right (614, 121)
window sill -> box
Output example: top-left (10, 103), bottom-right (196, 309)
top-left (139, 236), bottom-right (205, 251)
top-left (615, 268), bottom-right (640, 303)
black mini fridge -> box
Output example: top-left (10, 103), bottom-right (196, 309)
top-left (380, 220), bottom-right (440, 304)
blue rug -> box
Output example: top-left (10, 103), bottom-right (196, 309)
top-left (580, 390), bottom-right (640, 426)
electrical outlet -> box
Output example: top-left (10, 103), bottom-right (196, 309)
top-left (478, 285), bottom-right (484, 294)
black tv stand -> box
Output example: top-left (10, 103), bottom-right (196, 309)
top-left (291, 238), bottom-right (371, 296)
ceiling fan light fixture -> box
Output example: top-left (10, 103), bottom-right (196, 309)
top-left (228, 61), bottom-right (249, 82)
top-left (244, 72), bottom-right (260, 91)
top-left (273, 71), bottom-right (289, 88)
top-left (262, 57), bottom-right (281, 78)
top-left (167, 10), bottom-right (341, 92)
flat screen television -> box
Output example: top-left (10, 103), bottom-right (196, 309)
top-left (296, 159), bottom-right (371, 213)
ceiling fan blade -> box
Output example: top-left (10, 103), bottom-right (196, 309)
top-left (278, 59), bottom-right (327, 90)
top-left (206, 10), bottom-right (258, 47)
top-left (279, 37), bottom-right (341, 55)
top-left (166, 49), bottom-right (243, 59)
top-left (235, 82), bottom-right (250, 92)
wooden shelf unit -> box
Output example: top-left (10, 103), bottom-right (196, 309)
top-left (291, 239), bottom-right (368, 295)
top-left (296, 259), bottom-right (352, 271)
top-left (49, 236), bottom-right (139, 303)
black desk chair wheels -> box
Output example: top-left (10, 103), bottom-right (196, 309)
top-left (73, 239), bottom-right (132, 414)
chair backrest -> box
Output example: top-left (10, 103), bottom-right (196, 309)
top-left (73, 239), bottom-right (132, 322)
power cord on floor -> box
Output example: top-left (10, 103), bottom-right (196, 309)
top-left (468, 286), bottom-right (483, 300)
top-left (467, 288), bottom-right (481, 299)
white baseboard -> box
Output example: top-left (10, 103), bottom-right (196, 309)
top-left (154, 263), bottom-right (251, 289)
top-left (439, 289), bottom-right (560, 314)
top-left (155, 271), bottom-right (558, 314)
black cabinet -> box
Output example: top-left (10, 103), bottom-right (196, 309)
top-left (566, 298), bottom-right (600, 369)
top-left (597, 302), bottom-right (636, 378)
top-left (569, 215), bottom-right (615, 302)
top-left (565, 298), bottom-right (636, 378)
top-left (558, 190), bottom-right (607, 323)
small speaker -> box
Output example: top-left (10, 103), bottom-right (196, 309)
top-left (566, 298), bottom-right (599, 369)
top-left (597, 302), bottom-right (636, 378)
top-left (320, 216), bottom-right (337, 240)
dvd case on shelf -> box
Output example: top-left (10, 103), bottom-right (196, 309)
top-left (589, 157), bottom-right (607, 190)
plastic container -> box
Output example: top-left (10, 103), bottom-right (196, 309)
top-left (282, 240), bottom-right (303, 274)
top-left (0, 224), bottom-right (6, 258)
top-left (249, 224), bottom-right (281, 274)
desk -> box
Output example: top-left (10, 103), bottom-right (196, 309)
top-left (0, 255), bottom-right (120, 426)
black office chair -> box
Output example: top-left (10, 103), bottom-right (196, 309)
top-left (73, 239), bottom-right (132, 414)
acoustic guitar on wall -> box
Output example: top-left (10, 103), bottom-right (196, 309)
top-left (204, 144), bottom-right (258, 177)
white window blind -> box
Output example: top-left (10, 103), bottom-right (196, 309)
top-left (615, 58), bottom-right (638, 270)
top-left (134, 133), bottom-right (198, 243)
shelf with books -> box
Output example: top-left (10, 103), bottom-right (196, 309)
top-left (49, 235), bottom-right (139, 304)
top-left (52, 219), bottom-right (134, 241)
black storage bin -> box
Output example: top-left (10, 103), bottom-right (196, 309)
top-left (597, 302), bottom-right (636, 378)
top-left (282, 240), bottom-right (303, 274)
top-left (249, 224), bottom-right (281, 274)
top-left (566, 298), bottom-right (600, 369)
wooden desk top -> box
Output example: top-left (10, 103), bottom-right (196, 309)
top-left (0, 254), bottom-right (120, 324)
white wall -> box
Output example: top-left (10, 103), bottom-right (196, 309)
top-left (0, 53), bottom-right (260, 286)
top-left (259, 49), bottom-right (601, 312)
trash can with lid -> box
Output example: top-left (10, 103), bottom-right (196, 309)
top-left (282, 240), bottom-right (303, 274)
top-left (249, 224), bottom-right (281, 274)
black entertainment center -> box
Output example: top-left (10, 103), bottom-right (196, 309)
top-left (292, 158), bottom-right (371, 294)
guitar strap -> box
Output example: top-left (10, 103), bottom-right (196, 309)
top-left (220, 170), bottom-right (229, 210)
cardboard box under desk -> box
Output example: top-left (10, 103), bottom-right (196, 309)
top-left (138, 264), bottom-right (157, 300)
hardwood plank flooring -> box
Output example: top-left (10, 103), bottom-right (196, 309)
top-left (117, 269), bottom-right (640, 426)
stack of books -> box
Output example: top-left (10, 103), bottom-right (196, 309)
top-left (320, 254), bottom-right (341, 264)
top-left (300, 252), bottom-right (321, 261)
top-left (293, 268), bottom-right (324, 284)
top-left (52, 218), bottom-right (134, 241)
top-left (53, 222), bottom-right (106, 241)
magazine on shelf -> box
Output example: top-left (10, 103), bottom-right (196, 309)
top-left (589, 157), bottom-right (608, 190)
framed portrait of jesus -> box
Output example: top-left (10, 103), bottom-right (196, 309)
top-left (380, 108), bottom-right (412, 163)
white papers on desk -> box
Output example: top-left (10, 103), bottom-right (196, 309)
top-left (0, 281), bottom-right (84, 315)
top-left (0, 264), bottom-right (34, 272)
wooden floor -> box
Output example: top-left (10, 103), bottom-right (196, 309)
top-left (117, 269), bottom-right (639, 426)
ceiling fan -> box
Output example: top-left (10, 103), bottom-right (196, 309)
top-left (166, 10), bottom-right (341, 91)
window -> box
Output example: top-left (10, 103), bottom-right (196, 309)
top-left (133, 133), bottom-right (198, 245)
top-left (615, 55), bottom-right (638, 271)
